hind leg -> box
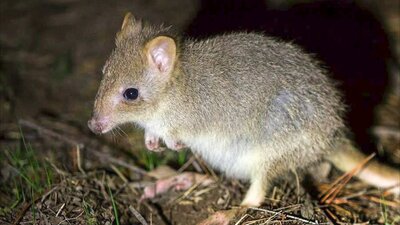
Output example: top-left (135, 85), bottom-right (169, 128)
top-left (241, 174), bottom-right (269, 206)
top-left (198, 172), bottom-right (269, 225)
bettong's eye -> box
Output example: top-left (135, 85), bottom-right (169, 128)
top-left (123, 88), bottom-right (139, 100)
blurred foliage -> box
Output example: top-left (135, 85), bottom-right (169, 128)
top-left (0, 131), bottom-right (55, 217)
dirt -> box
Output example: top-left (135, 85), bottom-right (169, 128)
top-left (1, 0), bottom-right (400, 224)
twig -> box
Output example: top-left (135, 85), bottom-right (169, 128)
top-left (193, 153), bottom-right (218, 180)
top-left (40, 186), bottom-right (59, 203)
top-left (320, 153), bottom-right (376, 204)
top-left (372, 126), bottom-right (400, 139)
top-left (90, 149), bottom-right (147, 176)
top-left (177, 155), bottom-right (195, 173)
top-left (111, 165), bottom-right (138, 195)
top-left (129, 205), bottom-right (149, 225)
top-left (333, 190), bottom-right (367, 201)
top-left (274, 204), bottom-right (302, 213)
top-left (291, 168), bottom-right (300, 202)
top-left (111, 165), bottom-right (128, 183)
top-left (234, 214), bottom-right (249, 225)
top-left (12, 188), bottom-right (54, 225)
top-left (19, 119), bottom-right (81, 147)
top-left (264, 210), bottom-right (281, 223)
top-left (248, 207), bottom-right (321, 224)
top-left (330, 204), bottom-right (352, 218)
top-left (56, 211), bottom-right (84, 225)
top-left (168, 178), bottom-right (204, 205)
top-left (55, 203), bottom-right (66, 217)
top-left (19, 119), bottom-right (148, 176)
top-left (76, 145), bottom-right (85, 174)
top-left (245, 218), bottom-right (267, 225)
top-left (363, 195), bottom-right (400, 208)
top-left (319, 207), bottom-right (337, 225)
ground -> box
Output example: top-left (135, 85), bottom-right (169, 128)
top-left (1, 0), bottom-right (399, 224)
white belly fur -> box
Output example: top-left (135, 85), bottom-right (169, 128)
top-left (142, 121), bottom-right (264, 181)
top-left (185, 133), bottom-right (261, 180)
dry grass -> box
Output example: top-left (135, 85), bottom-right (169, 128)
top-left (0, 119), bottom-right (399, 224)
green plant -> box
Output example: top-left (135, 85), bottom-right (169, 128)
top-left (138, 149), bottom-right (167, 171)
top-left (177, 150), bottom-right (188, 166)
top-left (83, 199), bottom-right (98, 225)
top-left (108, 186), bottom-right (120, 225)
top-left (379, 195), bottom-right (400, 225)
top-left (0, 130), bottom-right (54, 217)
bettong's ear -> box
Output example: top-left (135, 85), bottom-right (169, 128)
top-left (144, 36), bottom-right (177, 76)
top-left (116, 12), bottom-right (142, 44)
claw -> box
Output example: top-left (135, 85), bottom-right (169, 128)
top-left (145, 131), bottom-right (162, 151)
top-left (164, 138), bottom-right (186, 151)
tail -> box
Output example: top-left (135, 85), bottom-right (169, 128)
top-left (327, 139), bottom-right (400, 194)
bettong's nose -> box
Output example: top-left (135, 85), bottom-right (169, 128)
top-left (87, 116), bottom-right (110, 134)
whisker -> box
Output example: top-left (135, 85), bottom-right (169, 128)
top-left (110, 129), bottom-right (117, 143)
top-left (117, 127), bottom-right (129, 138)
top-left (116, 127), bottom-right (125, 138)
top-left (113, 127), bottom-right (121, 137)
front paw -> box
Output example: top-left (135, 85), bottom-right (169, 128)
top-left (145, 132), bottom-right (162, 152)
top-left (164, 139), bottom-right (186, 151)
